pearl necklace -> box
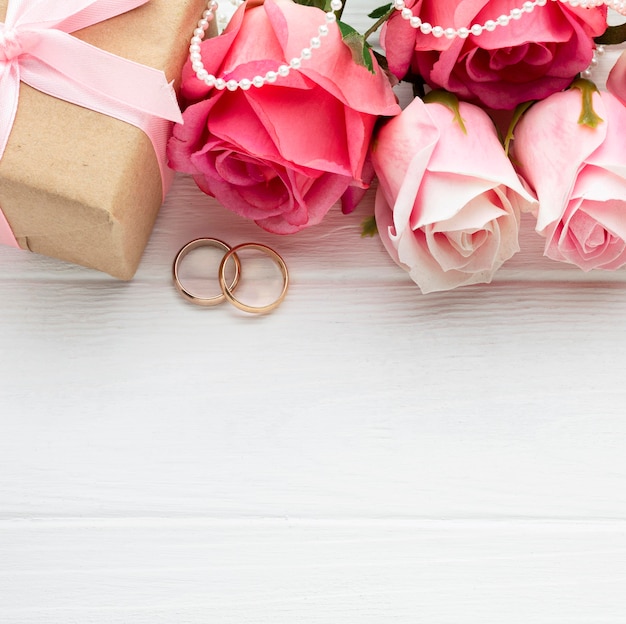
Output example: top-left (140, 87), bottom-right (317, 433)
top-left (189, 0), bottom-right (341, 91)
top-left (190, 0), bottom-right (624, 91)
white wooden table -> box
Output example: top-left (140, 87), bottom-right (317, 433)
top-left (2, 9), bottom-right (626, 622)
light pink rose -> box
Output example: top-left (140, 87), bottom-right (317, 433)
top-left (512, 87), bottom-right (626, 271)
top-left (607, 47), bottom-right (626, 106)
top-left (372, 96), bottom-right (534, 294)
top-left (380, 0), bottom-right (607, 110)
top-left (167, 0), bottom-right (399, 234)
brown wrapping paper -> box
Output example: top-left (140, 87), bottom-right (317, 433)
top-left (0, 0), bottom-right (206, 279)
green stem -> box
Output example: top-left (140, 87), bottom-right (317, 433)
top-left (595, 22), bottom-right (626, 45)
top-left (503, 100), bottom-right (535, 156)
top-left (363, 7), bottom-right (394, 42)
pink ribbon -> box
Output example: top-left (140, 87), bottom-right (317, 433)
top-left (0, 0), bottom-right (184, 249)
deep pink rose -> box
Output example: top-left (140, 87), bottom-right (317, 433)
top-left (380, 0), bottom-right (607, 110)
top-left (512, 86), bottom-right (626, 271)
top-left (167, 0), bottom-right (399, 234)
top-left (372, 97), bottom-right (534, 294)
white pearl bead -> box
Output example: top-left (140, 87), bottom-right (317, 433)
top-left (253, 76), bottom-right (265, 88)
top-left (409, 16), bottom-right (422, 28)
top-left (290, 57), bottom-right (302, 69)
top-left (301, 48), bottom-right (312, 60)
top-left (420, 22), bottom-right (432, 34)
top-left (226, 79), bottom-right (238, 91)
top-left (215, 78), bottom-right (226, 90)
top-left (470, 24), bottom-right (483, 36)
top-left (310, 37), bottom-right (322, 49)
top-left (239, 78), bottom-right (252, 90)
top-left (330, 0), bottom-right (342, 10)
top-left (401, 7), bottom-right (412, 19)
top-left (278, 64), bottom-right (290, 77)
top-left (265, 71), bottom-right (278, 83)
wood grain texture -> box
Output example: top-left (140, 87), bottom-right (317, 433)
top-left (1, 519), bottom-right (625, 623)
top-left (2, 13), bottom-right (626, 623)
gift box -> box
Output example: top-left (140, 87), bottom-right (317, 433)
top-left (0, 0), bottom-right (206, 279)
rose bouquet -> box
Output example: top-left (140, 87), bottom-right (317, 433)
top-left (167, 0), bottom-right (626, 293)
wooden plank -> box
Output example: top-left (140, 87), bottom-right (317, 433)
top-left (1, 519), bottom-right (625, 623)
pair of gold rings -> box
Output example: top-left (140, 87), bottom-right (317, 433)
top-left (173, 238), bottom-right (289, 314)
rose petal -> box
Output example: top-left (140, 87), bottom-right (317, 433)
top-left (372, 98), bottom-right (440, 236)
top-left (269, 0), bottom-right (399, 116)
top-left (425, 101), bottom-right (533, 199)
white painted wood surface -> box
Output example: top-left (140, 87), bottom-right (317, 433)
top-left (2, 7), bottom-right (626, 622)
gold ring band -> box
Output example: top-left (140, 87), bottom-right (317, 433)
top-left (173, 238), bottom-right (241, 306)
top-left (218, 243), bottom-right (289, 314)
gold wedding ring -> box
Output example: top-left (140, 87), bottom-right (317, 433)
top-left (218, 243), bottom-right (289, 314)
top-left (173, 238), bottom-right (241, 306)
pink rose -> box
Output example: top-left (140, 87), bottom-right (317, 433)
top-left (380, 0), bottom-right (607, 110)
top-left (372, 96), bottom-right (534, 294)
top-left (167, 0), bottom-right (399, 234)
top-left (607, 47), bottom-right (626, 106)
top-left (512, 86), bottom-right (626, 271)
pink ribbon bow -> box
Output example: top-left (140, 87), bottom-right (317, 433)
top-left (0, 0), bottom-right (184, 248)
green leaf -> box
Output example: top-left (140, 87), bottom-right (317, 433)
top-left (368, 3), bottom-right (392, 18)
top-left (423, 89), bottom-right (467, 134)
top-left (570, 78), bottom-right (604, 129)
top-left (338, 21), bottom-right (375, 74)
top-left (293, 0), bottom-right (330, 10)
top-left (503, 100), bottom-right (535, 156)
top-left (361, 216), bottom-right (378, 237)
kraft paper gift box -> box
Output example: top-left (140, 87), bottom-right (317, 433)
top-left (0, 0), bottom-right (206, 279)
